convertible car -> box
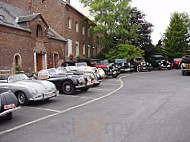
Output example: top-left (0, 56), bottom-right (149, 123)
top-left (57, 66), bottom-right (96, 85)
top-left (62, 61), bottom-right (103, 85)
top-left (37, 68), bottom-right (93, 95)
top-left (0, 74), bottom-right (59, 105)
top-left (0, 91), bottom-right (21, 120)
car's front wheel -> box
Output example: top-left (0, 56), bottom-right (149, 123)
top-left (61, 81), bottom-right (75, 95)
top-left (16, 91), bottom-right (29, 105)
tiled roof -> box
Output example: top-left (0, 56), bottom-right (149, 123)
top-left (17, 13), bottom-right (41, 23)
top-left (0, 1), bottom-right (66, 42)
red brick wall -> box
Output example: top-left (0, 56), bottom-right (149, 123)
top-left (1, 0), bottom-right (98, 59)
top-left (0, 15), bottom-right (66, 74)
top-left (0, 26), bottom-right (34, 73)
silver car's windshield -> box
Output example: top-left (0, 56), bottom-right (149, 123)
top-left (8, 74), bottom-right (29, 83)
top-left (66, 66), bottom-right (78, 71)
top-left (75, 62), bottom-right (87, 67)
top-left (57, 67), bottom-right (67, 74)
top-left (115, 59), bottom-right (127, 63)
top-left (47, 68), bottom-right (58, 76)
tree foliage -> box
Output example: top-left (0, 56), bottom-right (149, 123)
top-left (80, 0), bottom-right (147, 60)
top-left (164, 12), bottom-right (190, 61)
top-left (105, 44), bottom-right (144, 61)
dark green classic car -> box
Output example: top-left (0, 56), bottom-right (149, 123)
top-left (149, 55), bottom-right (172, 70)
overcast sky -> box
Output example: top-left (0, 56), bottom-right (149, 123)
top-left (70, 0), bottom-right (190, 45)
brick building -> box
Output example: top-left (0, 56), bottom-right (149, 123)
top-left (1, 0), bottom-right (100, 60)
top-left (0, 1), bottom-right (67, 75)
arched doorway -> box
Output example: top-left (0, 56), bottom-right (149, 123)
top-left (13, 53), bottom-right (22, 72)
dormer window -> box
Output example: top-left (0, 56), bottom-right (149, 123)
top-left (36, 25), bottom-right (42, 37)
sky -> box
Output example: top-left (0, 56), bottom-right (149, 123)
top-left (70, 0), bottom-right (190, 45)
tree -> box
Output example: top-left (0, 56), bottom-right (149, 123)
top-left (164, 12), bottom-right (190, 61)
top-left (105, 43), bottom-right (144, 61)
top-left (128, 7), bottom-right (154, 60)
top-left (80, 0), bottom-right (144, 60)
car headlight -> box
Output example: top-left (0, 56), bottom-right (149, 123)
top-left (90, 73), bottom-right (95, 79)
top-left (31, 88), bottom-right (37, 94)
top-left (78, 77), bottom-right (85, 84)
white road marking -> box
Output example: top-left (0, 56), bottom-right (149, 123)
top-left (58, 95), bottom-right (94, 100)
top-left (0, 76), bottom-right (126, 136)
top-left (27, 106), bottom-right (61, 113)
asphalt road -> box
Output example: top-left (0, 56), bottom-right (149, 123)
top-left (1, 70), bottom-right (190, 142)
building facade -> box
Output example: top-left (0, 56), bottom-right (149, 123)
top-left (1, 0), bottom-right (100, 60)
top-left (0, 1), bottom-right (67, 75)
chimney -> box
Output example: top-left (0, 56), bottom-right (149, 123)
top-left (66, 0), bottom-right (70, 4)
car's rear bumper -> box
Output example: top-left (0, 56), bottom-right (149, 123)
top-left (0, 106), bottom-right (21, 117)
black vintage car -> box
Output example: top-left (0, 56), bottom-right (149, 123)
top-left (115, 59), bottom-right (134, 72)
top-left (130, 57), bottom-right (151, 72)
top-left (0, 91), bottom-right (20, 120)
top-left (37, 68), bottom-right (92, 95)
top-left (149, 55), bottom-right (172, 70)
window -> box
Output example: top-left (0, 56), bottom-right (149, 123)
top-left (75, 22), bottom-right (78, 32)
top-left (68, 39), bottom-right (72, 56)
top-left (88, 45), bottom-right (91, 57)
top-left (68, 17), bottom-right (72, 29)
top-left (82, 44), bottom-right (85, 55)
top-left (36, 25), bottom-right (42, 37)
top-left (76, 41), bottom-right (79, 56)
top-left (82, 26), bottom-right (85, 35)
top-left (88, 29), bottom-right (91, 37)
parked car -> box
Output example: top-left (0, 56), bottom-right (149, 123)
top-left (0, 74), bottom-right (59, 105)
top-left (149, 55), bottom-right (172, 70)
top-left (173, 58), bottom-right (182, 69)
top-left (130, 57), bottom-right (151, 72)
top-left (37, 68), bottom-right (92, 95)
top-left (181, 55), bottom-right (190, 75)
top-left (62, 61), bottom-right (103, 85)
top-left (0, 91), bottom-right (21, 120)
top-left (57, 66), bottom-right (97, 85)
top-left (115, 59), bottom-right (134, 72)
top-left (77, 58), bottom-right (119, 78)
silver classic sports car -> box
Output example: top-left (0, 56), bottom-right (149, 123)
top-left (0, 74), bottom-right (59, 105)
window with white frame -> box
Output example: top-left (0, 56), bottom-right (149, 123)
top-left (68, 17), bottom-right (72, 29)
top-left (75, 22), bottom-right (78, 32)
top-left (68, 39), bottom-right (72, 56)
top-left (76, 41), bottom-right (79, 56)
top-left (82, 26), bottom-right (85, 35)
top-left (82, 44), bottom-right (85, 55)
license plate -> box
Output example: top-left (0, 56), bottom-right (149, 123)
top-left (143, 67), bottom-right (146, 69)
top-left (113, 71), bottom-right (117, 74)
top-left (46, 93), bottom-right (53, 96)
top-left (4, 104), bottom-right (15, 110)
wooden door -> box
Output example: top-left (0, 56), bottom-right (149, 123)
top-left (36, 54), bottom-right (43, 71)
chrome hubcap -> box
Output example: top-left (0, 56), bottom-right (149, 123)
top-left (18, 93), bottom-right (25, 104)
top-left (65, 85), bottom-right (71, 92)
